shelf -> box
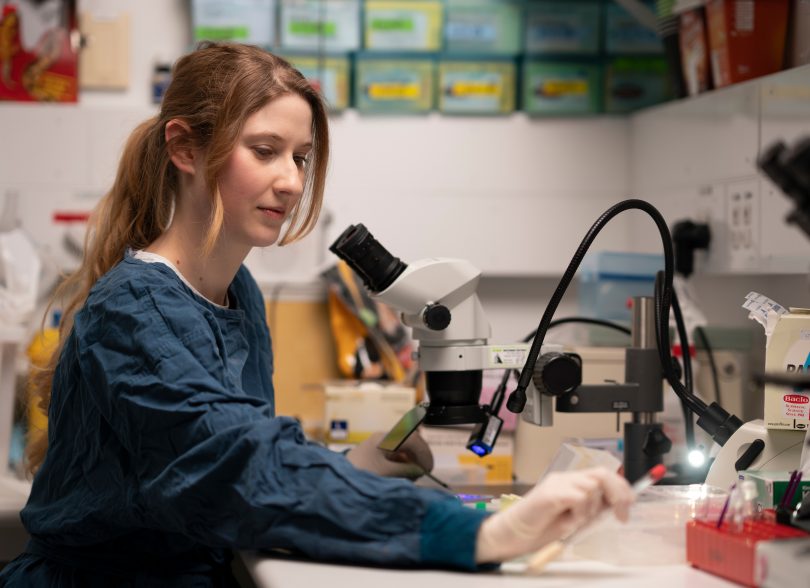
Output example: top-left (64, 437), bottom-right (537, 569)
top-left (634, 63), bottom-right (810, 120)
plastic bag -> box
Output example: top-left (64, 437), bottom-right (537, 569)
top-left (0, 227), bottom-right (41, 325)
top-left (323, 261), bottom-right (415, 382)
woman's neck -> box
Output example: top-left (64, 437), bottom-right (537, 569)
top-left (146, 222), bottom-right (246, 307)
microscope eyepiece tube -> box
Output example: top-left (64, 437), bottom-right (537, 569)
top-left (329, 224), bottom-right (407, 293)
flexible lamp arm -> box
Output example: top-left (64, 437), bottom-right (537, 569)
top-left (505, 199), bottom-right (741, 446)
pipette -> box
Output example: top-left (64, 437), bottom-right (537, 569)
top-left (526, 464), bottom-right (668, 574)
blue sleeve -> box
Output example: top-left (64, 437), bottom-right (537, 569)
top-left (74, 282), bottom-right (487, 569)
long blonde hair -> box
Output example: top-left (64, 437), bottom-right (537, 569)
top-left (27, 42), bottom-right (330, 473)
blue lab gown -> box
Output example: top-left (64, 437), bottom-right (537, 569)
top-left (0, 256), bottom-right (487, 587)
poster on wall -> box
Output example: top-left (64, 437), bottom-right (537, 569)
top-left (0, 0), bottom-right (78, 102)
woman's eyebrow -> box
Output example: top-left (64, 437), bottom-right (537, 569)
top-left (244, 131), bottom-right (312, 149)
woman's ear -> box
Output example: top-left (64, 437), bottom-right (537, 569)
top-left (165, 119), bottom-right (198, 175)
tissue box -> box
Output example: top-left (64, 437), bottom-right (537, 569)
top-left (740, 470), bottom-right (810, 510)
top-left (763, 309), bottom-right (810, 430)
top-left (324, 381), bottom-right (416, 443)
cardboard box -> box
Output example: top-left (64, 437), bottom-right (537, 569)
top-left (788, 0), bottom-right (810, 67)
top-left (420, 426), bottom-right (513, 485)
top-left (324, 381), bottom-right (416, 444)
top-left (268, 299), bottom-right (341, 440)
top-left (705, 0), bottom-right (790, 88)
top-left (679, 7), bottom-right (712, 96)
top-left (763, 309), bottom-right (810, 430)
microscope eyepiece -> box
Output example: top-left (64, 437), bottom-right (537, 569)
top-left (329, 224), bottom-right (407, 293)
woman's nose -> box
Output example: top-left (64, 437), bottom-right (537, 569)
top-left (274, 157), bottom-right (304, 196)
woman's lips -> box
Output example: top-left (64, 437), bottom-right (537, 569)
top-left (258, 206), bottom-right (285, 219)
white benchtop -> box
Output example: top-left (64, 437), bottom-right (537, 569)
top-left (238, 551), bottom-right (738, 588)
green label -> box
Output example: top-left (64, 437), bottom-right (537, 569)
top-left (370, 18), bottom-right (414, 32)
top-left (289, 21), bottom-right (337, 37)
top-left (194, 26), bottom-right (249, 40)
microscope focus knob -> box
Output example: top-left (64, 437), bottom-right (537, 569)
top-left (422, 303), bottom-right (451, 330)
top-left (532, 352), bottom-right (582, 396)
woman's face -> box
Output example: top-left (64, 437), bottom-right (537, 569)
top-left (217, 93), bottom-right (313, 250)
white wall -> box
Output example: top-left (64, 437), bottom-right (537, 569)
top-left (628, 64), bottom-right (810, 327)
top-left (8, 1), bottom-right (808, 340)
top-left (1, 0), bottom-right (636, 344)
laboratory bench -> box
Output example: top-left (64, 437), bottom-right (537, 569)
top-left (236, 480), bottom-right (738, 588)
top-left (0, 475), bottom-right (742, 587)
top-left (237, 552), bottom-right (739, 588)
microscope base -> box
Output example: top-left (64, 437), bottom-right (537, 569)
top-left (704, 419), bottom-right (806, 488)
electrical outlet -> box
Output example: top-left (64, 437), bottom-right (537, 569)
top-left (695, 183), bottom-right (726, 272)
top-left (726, 178), bottom-right (760, 270)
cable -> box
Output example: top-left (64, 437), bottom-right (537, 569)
top-left (695, 325), bottom-right (722, 407)
top-left (538, 316), bottom-right (632, 339)
top-left (663, 272), bottom-right (695, 450)
top-left (506, 199), bottom-right (741, 446)
top-left (489, 370), bottom-right (510, 416)
top-left (507, 199), bottom-right (689, 408)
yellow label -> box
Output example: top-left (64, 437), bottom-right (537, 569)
top-left (450, 81), bottom-right (501, 97)
top-left (368, 82), bottom-right (421, 100)
top-left (458, 454), bottom-right (512, 483)
top-left (540, 79), bottom-right (588, 97)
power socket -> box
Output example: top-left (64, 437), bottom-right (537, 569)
top-left (695, 183), bottom-right (727, 272)
top-left (726, 178), bottom-right (760, 270)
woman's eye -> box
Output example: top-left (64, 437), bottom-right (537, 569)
top-left (252, 147), bottom-right (274, 158)
top-left (294, 155), bottom-right (309, 168)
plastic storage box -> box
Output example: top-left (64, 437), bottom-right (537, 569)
top-left (604, 57), bottom-right (671, 113)
top-left (523, 1), bottom-right (601, 55)
top-left (192, 0), bottom-right (276, 45)
top-left (279, 0), bottom-right (361, 52)
top-left (284, 54), bottom-right (351, 111)
top-left (437, 59), bottom-right (516, 115)
top-left (605, 1), bottom-right (663, 54)
top-left (578, 251), bottom-right (664, 322)
top-left (444, 0), bottom-right (522, 56)
top-left (354, 56), bottom-right (435, 113)
top-left (522, 60), bottom-right (601, 116)
top-left (363, 0), bottom-right (443, 52)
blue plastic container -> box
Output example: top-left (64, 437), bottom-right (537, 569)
top-left (577, 251), bottom-right (664, 322)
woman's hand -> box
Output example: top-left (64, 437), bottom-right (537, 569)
top-left (476, 467), bottom-right (634, 563)
top-left (346, 431), bottom-right (434, 479)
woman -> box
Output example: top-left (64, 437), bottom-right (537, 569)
top-left (0, 43), bottom-right (633, 587)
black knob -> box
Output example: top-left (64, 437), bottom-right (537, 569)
top-left (423, 303), bottom-right (451, 330)
top-left (642, 427), bottom-right (672, 457)
top-left (532, 352), bottom-right (582, 396)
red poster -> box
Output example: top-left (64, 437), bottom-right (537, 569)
top-left (0, 1), bottom-right (78, 102)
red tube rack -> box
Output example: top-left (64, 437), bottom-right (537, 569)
top-left (686, 512), bottom-right (808, 587)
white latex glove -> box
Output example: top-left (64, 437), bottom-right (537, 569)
top-left (346, 431), bottom-right (434, 480)
top-left (476, 467), bottom-right (634, 564)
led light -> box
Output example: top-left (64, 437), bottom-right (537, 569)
top-left (470, 444), bottom-right (487, 456)
top-left (688, 448), bottom-right (706, 468)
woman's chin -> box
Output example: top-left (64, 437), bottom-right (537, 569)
top-left (252, 232), bottom-right (281, 249)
